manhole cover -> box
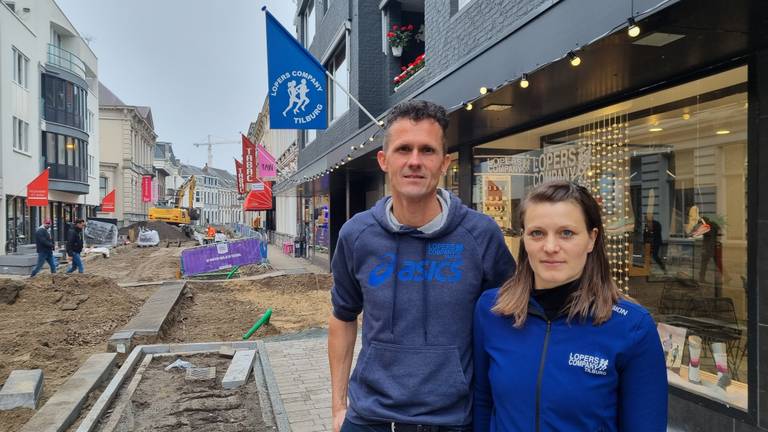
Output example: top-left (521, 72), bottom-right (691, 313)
top-left (185, 367), bottom-right (216, 381)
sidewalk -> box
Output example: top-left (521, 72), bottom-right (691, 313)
top-left (266, 244), bottom-right (328, 275)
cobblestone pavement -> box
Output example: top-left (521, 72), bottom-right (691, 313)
top-left (265, 333), bottom-right (361, 432)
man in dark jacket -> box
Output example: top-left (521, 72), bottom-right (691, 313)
top-left (30, 219), bottom-right (56, 277)
top-left (66, 219), bottom-right (85, 273)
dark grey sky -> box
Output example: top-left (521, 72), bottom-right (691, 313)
top-left (56, 0), bottom-right (297, 172)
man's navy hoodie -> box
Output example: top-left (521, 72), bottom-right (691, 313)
top-left (331, 192), bottom-right (515, 426)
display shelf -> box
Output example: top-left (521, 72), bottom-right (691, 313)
top-left (668, 366), bottom-right (747, 411)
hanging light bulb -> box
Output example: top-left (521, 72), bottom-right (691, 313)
top-left (627, 18), bottom-right (640, 38)
top-left (568, 51), bottom-right (581, 67)
top-left (479, 86), bottom-right (489, 95)
top-left (519, 73), bottom-right (529, 88)
top-left (465, 102), bottom-right (473, 111)
top-left (351, 145), bottom-right (356, 151)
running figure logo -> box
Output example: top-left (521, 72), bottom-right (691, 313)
top-left (282, 79), bottom-right (311, 116)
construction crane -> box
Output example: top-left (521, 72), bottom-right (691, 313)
top-left (192, 135), bottom-right (240, 168)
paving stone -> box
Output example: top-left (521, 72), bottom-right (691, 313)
top-left (0, 369), bottom-right (43, 410)
top-left (22, 353), bottom-right (117, 432)
top-left (218, 345), bottom-right (236, 358)
top-left (222, 349), bottom-right (257, 389)
top-left (107, 330), bottom-right (135, 354)
top-left (119, 281), bottom-right (185, 336)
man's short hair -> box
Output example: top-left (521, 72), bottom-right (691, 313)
top-left (75, 219), bottom-right (85, 224)
top-left (383, 100), bottom-right (449, 152)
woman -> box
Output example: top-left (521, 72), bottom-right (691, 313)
top-left (474, 180), bottom-right (667, 432)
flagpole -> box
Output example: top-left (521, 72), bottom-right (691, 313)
top-left (325, 70), bottom-right (385, 131)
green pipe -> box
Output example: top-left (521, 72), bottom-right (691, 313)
top-left (243, 308), bottom-right (273, 340)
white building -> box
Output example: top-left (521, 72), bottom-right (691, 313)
top-left (97, 83), bottom-right (156, 226)
top-left (1, 0), bottom-right (100, 252)
top-left (179, 164), bottom-right (242, 227)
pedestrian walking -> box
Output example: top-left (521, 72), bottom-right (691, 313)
top-left (66, 219), bottom-right (85, 274)
top-left (30, 219), bottom-right (56, 277)
top-left (328, 100), bottom-right (515, 432)
top-left (473, 180), bottom-right (667, 432)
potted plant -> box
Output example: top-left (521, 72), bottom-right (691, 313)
top-left (387, 24), bottom-right (413, 57)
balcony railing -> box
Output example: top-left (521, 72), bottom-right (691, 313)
top-left (46, 163), bottom-right (88, 183)
top-left (47, 44), bottom-right (86, 79)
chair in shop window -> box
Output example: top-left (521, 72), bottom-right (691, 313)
top-left (657, 284), bottom-right (697, 316)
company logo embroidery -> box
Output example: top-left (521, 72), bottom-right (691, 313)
top-left (271, 71), bottom-right (324, 125)
top-left (612, 305), bottom-right (628, 316)
top-left (568, 353), bottom-right (609, 376)
top-left (367, 247), bottom-right (465, 287)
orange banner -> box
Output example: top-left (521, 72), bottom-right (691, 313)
top-left (101, 189), bottom-right (116, 212)
top-left (27, 169), bottom-right (49, 207)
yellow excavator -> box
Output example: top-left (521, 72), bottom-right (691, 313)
top-left (148, 175), bottom-right (201, 235)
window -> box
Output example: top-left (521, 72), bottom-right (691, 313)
top-left (89, 155), bottom-right (95, 177)
top-left (42, 74), bottom-right (87, 130)
top-left (99, 177), bottom-right (108, 199)
top-left (12, 117), bottom-right (29, 153)
top-left (42, 131), bottom-right (89, 182)
top-left (303, 0), bottom-right (316, 47)
top-left (12, 47), bottom-right (29, 88)
top-left (306, 129), bottom-right (317, 147)
top-left (326, 39), bottom-right (349, 122)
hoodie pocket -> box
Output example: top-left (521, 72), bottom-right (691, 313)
top-left (357, 341), bottom-right (469, 416)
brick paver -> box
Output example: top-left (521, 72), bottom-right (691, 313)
top-left (265, 336), bottom-right (361, 432)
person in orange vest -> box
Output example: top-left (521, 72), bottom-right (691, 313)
top-left (206, 225), bottom-right (216, 237)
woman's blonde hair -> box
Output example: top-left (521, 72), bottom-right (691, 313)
top-left (493, 180), bottom-right (620, 327)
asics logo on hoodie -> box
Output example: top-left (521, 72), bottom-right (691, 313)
top-left (367, 246), bottom-right (465, 287)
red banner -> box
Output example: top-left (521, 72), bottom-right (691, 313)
top-left (27, 169), bottom-right (49, 207)
top-left (235, 159), bottom-right (246, 195)
top-left (101, 189), bottom-right (116, 213)
top-left (141, 176), bottom-right (152, 202)
top-left (243, 181), bottom-right (272, 211)
top-left (242, 135), bottom-right (257, 183)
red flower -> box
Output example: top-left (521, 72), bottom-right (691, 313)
top-left (401, 66), bottom-right (407, 71)
top-left (394, 76), bottom-right (401, 83)
top-left (408, 24), bottom-right (414, 31)
top-left (392, 24), bottom-right (399, 30)
top-left (387, 32), bottom-right (395, 38)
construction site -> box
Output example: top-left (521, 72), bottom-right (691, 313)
top-left (0, 229), bottom-right (335, 432)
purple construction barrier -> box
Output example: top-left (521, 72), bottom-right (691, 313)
top-left (181, 237), bottom-right (264, 276)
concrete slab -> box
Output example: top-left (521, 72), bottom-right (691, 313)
top-left (222, 349), bottom-right (257, 390)
top-left (119, 281), bottom-right (185, 336)
top-left (75, 348), bottom-right (144, 432)
top-left (0, 369), bottom-right (43, 410)
top-left (97, 354), bottom-right (153, 432)
top-left (107, 330), bottom-right (135, 354)
top-left (21, 353), bottom-right (117, 432)
top-left (219, 345), bottom-right (236, 358)
top-left (186, 367), bottom-right (216, 381)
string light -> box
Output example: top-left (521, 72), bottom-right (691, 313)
top-left (479, 86), bottom-right (489, 95)
top-left (520, 73), bottom-right (529, 89)
top-left (627, 18), bottom-right (640, 38)
top-left (465, 102), bottom-right (473, 111)
top-left (568, 51), bottom-right (581, 67)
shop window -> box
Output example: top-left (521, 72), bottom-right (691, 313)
top-left (472, 66), bottom-right (749, 411)
top-left (99, 176), bottom-right (108, 200)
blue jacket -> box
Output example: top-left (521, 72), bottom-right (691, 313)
top-left (34, 226), bottom-right (54, 253)
top-left (332, 192), bottom-right (515, 426)
top-left (474, 289), bottom-right (667, 432)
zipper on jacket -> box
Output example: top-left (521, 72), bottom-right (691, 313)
top-left (535, 320), bottom-right (552, 432)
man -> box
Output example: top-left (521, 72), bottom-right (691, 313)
top-left (329, 100), bottom-right (515, 432)
top-left (30, 219), bottom-right (56, 277)
top-left (66, 219), bottom-right (85, 274)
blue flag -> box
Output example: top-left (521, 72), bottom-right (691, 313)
top-left (265, 10), bottom-right (328, 130)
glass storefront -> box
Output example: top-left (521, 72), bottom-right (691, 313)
top-left (473, 66), bottom-right (749, 410)
top-left (299, 177), bottom-right (331, 264)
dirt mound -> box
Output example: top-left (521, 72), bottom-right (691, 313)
top-left (118, 221), bottom-right (190, 240)
top-left (257, 273), bottom-right (333, 292)
top-left (237, 263), bottom-right (273, 277)
top-left (0, 274), bottom-right (148, 431)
